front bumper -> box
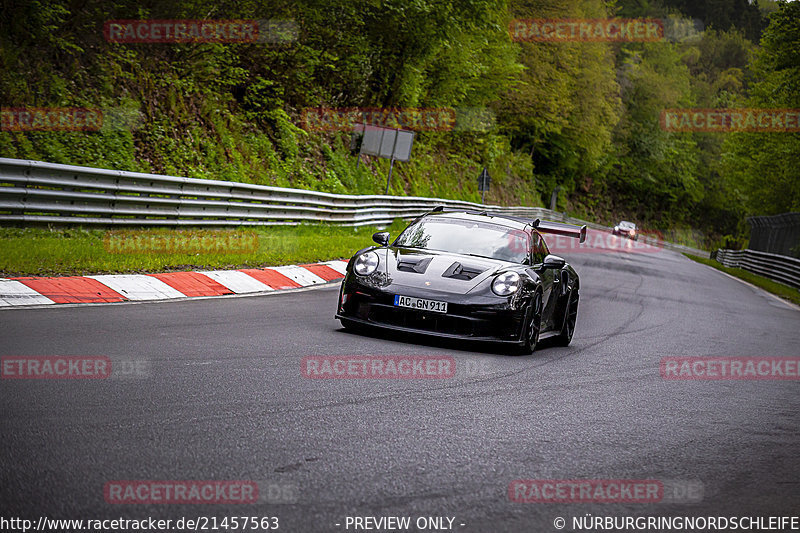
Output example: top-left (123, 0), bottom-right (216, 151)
top-left (335, 279), bottom-right (528, 344)
top-left (613, 229), bottom-right (637, 240)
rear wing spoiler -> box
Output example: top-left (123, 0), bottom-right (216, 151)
top-left (428, 206), bottom-right (588, 243)
top-left (535, 220), bottom-right (588, 243)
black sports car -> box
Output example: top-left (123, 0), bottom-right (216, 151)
top-left (335, 208), bottom-right (586, 354)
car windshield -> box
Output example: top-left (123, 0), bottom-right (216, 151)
top-left (394, 217), bottom-right (530, 263)
top-left (619, 221), bottom-right (635, 229)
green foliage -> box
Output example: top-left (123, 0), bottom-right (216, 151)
top-left (0, 221), bottom-right (410, 277)
top-left (0, 0), bottom-right (791, 250)
top-left (607, 40), bottom-right (702, 224)
top-left (722, 1), bottom-right (800, 215)
top-left (500, 0), bottom-right (622, 208)
top-left (617, 0), bottom-right (766, 41)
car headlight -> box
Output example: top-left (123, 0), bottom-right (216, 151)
top-left (492, 271), bottom-right (521, 296)
top-left (353, 251), bottom-right (379, 276)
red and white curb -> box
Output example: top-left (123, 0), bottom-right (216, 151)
top-left (0, 260), bottom-right (348, 308)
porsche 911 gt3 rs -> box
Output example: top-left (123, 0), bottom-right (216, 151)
top-left (335, 208), bottom-right (585, 354)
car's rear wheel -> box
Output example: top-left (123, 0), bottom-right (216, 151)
top-left (516, 290), bottom-right (543, 355)
top-left (554, 287), bottom-right (579, 346)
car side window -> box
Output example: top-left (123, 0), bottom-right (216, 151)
top-left (531, 232), bottom-right (548, 265)
top-left (539, 232), bottom-right (550, 257)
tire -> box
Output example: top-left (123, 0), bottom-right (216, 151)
top-left (554, 287), bottom-right (579, 346)
top-left (515, 290), bottom-right (543, 355)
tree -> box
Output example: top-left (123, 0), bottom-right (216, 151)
top-left (722, 1), bottom-right (800, 215)
top-left (498, 0), bottom-right (621, 205)
top-left (608, 40), bottom-right (701, 223)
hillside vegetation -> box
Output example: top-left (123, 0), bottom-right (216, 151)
top-left (1, 0), bottom-right (798, 250)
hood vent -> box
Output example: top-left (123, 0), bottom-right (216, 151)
top-left (442, 262), bottom-right (486, 281)
top-left (397, 256), bottom-right (433, 274)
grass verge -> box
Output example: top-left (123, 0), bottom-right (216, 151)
top-left (0, 221), bottom-right (408, 277)
top-left (684, 253), bottom-right (800, 307)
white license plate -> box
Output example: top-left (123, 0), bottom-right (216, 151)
top-left (394, 295), bottom-right (448, 313)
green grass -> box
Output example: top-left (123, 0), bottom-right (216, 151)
top-left (684, 253), bottom-right (800, 306)
top-left (0, 221), bottom-right (408, 277)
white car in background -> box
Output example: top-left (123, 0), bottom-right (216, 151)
top-left (612, 220), bottom-right (638, 240)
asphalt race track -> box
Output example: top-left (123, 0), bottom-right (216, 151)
top-left (2, 246), bottom-right (799, 532)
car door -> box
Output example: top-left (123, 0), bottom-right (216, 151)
top-left (531, 232), bottom-right (557, 331)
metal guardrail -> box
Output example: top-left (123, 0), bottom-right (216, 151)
top-left (716, 248), bottom-right (800, 290)
top-left (0, 157), bottom-right (706, 255)
top-left (0, 157), bottom-right (598, 228)
top-left (0, 157), bottom-right (546, 227)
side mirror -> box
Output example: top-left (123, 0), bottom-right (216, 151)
top-left (372, 231), bottom-right (390, 246)
top-left (542, 254), bottom-right (566, 269)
